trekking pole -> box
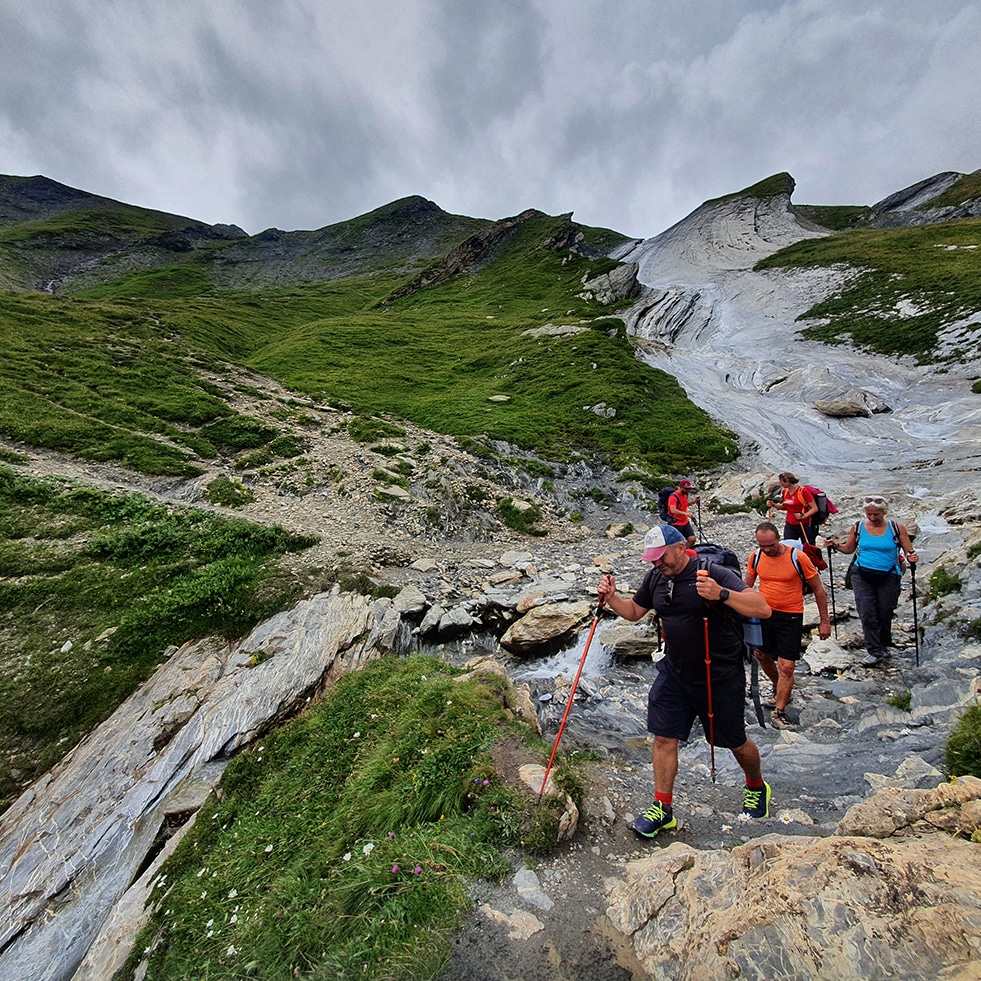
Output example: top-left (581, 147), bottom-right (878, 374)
top-left (538, 602), bottom-right (603, 800)
top-left (697, 499), bottom-right (704, 543)
top-left (910, 562), bottom-right (920, 667)
top-left (826, 544), bottom-right (838, 639)
top-left (703, 615), bottom-right (716, 783)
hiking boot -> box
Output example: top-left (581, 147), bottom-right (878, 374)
top-left (771, 709), bottom-right (793, 730)
top-left (742, 782), bottom-right (771, 819)
top-left (861, 653), bottom-right (884, 667)
top-left (633, 801), bottom-right (677, 838)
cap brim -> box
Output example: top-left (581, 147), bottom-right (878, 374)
top-left (642, 546), bottom-right (668, 562)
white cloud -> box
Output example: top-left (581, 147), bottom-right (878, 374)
top-left (0, 0), bottom-right (977, 237)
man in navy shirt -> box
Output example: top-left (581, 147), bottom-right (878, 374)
top-left (598, 525), bottom-right (773, 837)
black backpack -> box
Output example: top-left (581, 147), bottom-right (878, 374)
top-left (693, 543), bottom-right (741, 575)
top-left (803, 485), bottom-right (837, 525)
top-left (657, 487), bottom-right (675, 522)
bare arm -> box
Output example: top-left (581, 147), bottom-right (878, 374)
top-left (898, 523), bottom-right (919, 564)
top-left (807, 575), bottom-right (831, 639)
top-left (597, 574), bottom-right (649, 622)
top-left (826, 524), bottom-right (858, 556)
top-left (696, 570), bottom-right (771, 618)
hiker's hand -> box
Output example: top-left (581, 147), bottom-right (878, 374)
top-left (597, 574), bottom-right (617, 605)
top-left (907, 550), bottom-right (919, 564)
top-left (819, 620), bottom-right (831, 640)
top-left (695, 568), bottom-right (720, 600)
top-left (694, 495), bottom-right (701, 503)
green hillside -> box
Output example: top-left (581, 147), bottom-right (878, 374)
top-left (756, 216), bottom-right (981, 363)
top-left (0, 198), bottom-right (736, 477)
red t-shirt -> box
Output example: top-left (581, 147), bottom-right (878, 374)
top-left (782, 486), bottom-right (814, 527)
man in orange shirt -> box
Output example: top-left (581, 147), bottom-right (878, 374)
top-left (745, 522), bottom-right (831, 729)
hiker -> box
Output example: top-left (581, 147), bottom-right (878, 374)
top-left (596, 525), bottom-right (772, 837)
top-left (667, 478), bottom-right (700, 547)
top-left (766, 472), bottom-right (818, 545)
top-left (825, 496), bottom-right (918, 666)
top-left (745, 522), bottom-right (831, 729)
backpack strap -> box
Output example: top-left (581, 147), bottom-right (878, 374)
top-left (788, 547), bottom-right (805, 583)
top-left (749, 548), bottom-right (761, 575)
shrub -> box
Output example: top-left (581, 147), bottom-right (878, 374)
top-left (929, 564), bottom-right (962, 599)
top-left (205, 476), bottom-right (254, 508)
top-left (497, 498), bottom-right (547, 536)
top-left (945, 703), bottom-right (981, 779)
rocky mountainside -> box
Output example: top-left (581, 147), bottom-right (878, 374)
top-left (620, 170), bottom-right (981, 519)
top-left (1, 166), bottom-right (981, 980)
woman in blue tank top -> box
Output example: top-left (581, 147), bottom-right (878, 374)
top-left (825, 496), bottom-right (918, 666)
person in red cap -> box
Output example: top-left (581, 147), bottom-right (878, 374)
top-left (597, 526), bottom-right (772, 838)
top-left (667, 479), bottom-right (700, 547)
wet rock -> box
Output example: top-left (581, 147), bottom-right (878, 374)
top-left (500, 601), bottom-right (594, 656)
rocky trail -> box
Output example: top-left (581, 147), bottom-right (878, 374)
top-left (5, 399), bottom-right (981, 979)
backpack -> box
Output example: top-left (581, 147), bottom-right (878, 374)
top-left (694, 548), bottom-right (764, 653)
top-left (657, 487), bottom-right (675, 522)
top-left (693, 543), bottom-right (741, 575)
top-left (803, 485), bottom-right (838, 525)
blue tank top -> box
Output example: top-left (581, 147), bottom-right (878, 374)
top-left (855, 522), bottom-right (900, 574)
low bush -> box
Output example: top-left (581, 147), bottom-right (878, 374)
top-left (945, 703), bottom-right (981, 779)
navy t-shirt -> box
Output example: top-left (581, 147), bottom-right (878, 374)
top-left (631, 556), bottom-right (748, 684)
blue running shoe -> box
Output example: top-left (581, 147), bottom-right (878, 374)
top-left (742, 782), bottom-right (771, 819)
top-left (633, 801), bottom-right (677, 838)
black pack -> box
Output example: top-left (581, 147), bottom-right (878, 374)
top-left (803, 485), bottom-right (837, 525)
top-left (657, 487), bottom-right (675, 522)
top-left (693, 542), bottom-right (741, 575)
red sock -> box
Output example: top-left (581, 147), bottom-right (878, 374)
top-left (655, 792), bottom-right (673, 806)
top-left (745, 777), bottom-right (764, 789)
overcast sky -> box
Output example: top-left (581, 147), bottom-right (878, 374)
top-left (1, 0), bottom-right (978, 238)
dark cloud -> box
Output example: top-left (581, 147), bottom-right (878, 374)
top-left (0, 0), bottom-right (977, 238)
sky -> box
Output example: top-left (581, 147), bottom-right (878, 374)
top-left (1, 0), bottom-right (978, 239)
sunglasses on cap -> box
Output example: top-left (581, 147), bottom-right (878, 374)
top-left (864, 496), bottom-right (887, 506)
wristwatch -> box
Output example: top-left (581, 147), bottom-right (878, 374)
top-left (719, 588), bottom-right (730, 603)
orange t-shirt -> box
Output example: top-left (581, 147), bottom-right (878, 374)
top-left (748, 547), bottom-right (816, 614)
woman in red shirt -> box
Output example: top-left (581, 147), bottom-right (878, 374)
top-left (766, 472), bottom-right (818, 545)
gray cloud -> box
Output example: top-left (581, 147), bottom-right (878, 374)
top-left (0, 0), bottom-right (977, 237)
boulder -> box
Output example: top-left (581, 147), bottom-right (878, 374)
top-left (607, 778), bottom-right (981, 981)
top-left (500, 601), bottom-right (594, 656)
top-left (812, 399), bottom-right (871, 418)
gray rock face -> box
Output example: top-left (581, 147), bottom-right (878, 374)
top-left (500, 600), bottom-right (594, 656)
top-left (579, 261), bottom-right (640, 305)
top-left (606, 780), bottom-right (981, 981)
top-left (0, 589), bottom-right (401, 981)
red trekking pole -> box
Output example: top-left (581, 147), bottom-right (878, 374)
top-left (703, 615), bottom-right (716, 783)
top-left (538, 602), bottom-right (603, 800)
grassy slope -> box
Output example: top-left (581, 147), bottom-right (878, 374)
top-left (0, 209), bottom-right (737, 476)
top-left (756, 217), bottom-right (981, 362)
top-left (128, 656), bottom-right (570, 981)
top-left (0, 467), bottom-right (317, 811)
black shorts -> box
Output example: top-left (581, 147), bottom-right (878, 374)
top-left (759, 610), bottom-right (805, 662)
top-left (673, 521), bottom-right (695, 540)
top-left (647, 662), bottom-right (747, 749)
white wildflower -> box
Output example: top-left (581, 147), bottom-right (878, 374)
top-left (343, 852), bottom-right (352, 862)
top-left (363, 842), bottom-right (375, 856)
top-left (228, 888), bottom-right (238, 899)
